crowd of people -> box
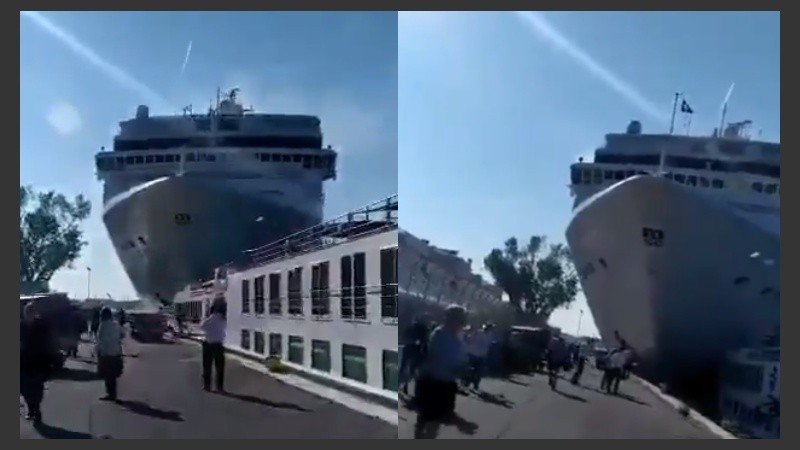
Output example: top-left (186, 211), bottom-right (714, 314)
top-left (399, 305), bottom-right (636, 438)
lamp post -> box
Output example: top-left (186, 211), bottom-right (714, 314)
top-left (86, 266), bottom-right (92, 299)
top-left (576, 308), bottom-right (584, 336)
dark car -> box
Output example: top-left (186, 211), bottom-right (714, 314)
top-left (507, 326), bottom-right (552, 373)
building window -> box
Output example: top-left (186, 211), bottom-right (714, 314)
top-left (340, 255), bottom-right (353, 318)
top-left (268, 273), bottom-right (282, 315)
top-left (354, 253), bottom-right (367, 319)
top-left (241, 329), bottom-right (251, 350)
top-left (380, 247), bottom-right (398, 319)
top-left (241, 279), bottom-right (251, 314)
top-left (288, 336), bottom-right (304, 365)
top-left (311, 262), bottom-right (331, 316)
top-left (288, 267), bottom-right (303, 316)
top-left (254, 331), bottom-right (265, 354)
top-left (311, 340), bottom-right (331, 372)
top-left (342, 344), bottom-right (367, 383)
top-left (382, 350), bottom-right (399, 392)
top-left (254, 275), bottom-right (265, 314)
top-left (269, 333), bottom-right (282, 358)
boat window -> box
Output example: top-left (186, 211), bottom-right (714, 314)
top-left (626, 170), bottom-right (636, 178)
top-left (218, 117), bottom-right (240, 131)
top-left (292, 154), bottom-right (302, 164)
top-left (269, 333), bottom-right (282, 358)
top-left (712, 178), bottom-right (724, 189)
top-left (674, 174), bottom-right (686, 184)
top-left (314, 155), bottom-right (324, 169)
top-left (311, 340), bottom-right (332, 372)
top-left (614, 171), bottom-right (625, 181)
top-left (254, 275), bottom-right (265, 315)
top-left (164, 154), bottom-right (174, 163)
top-left (134, 156), bottom-right (144, 164)
top-left (302, 155), bottom-right (312, 169)
top-left (195, 118), bottom-right (211, 131)
top-left (241, 279), bottom-right (251, 314)
top-left (353, 252), bottom-right (367, 319)
top-left (699, 177), bottom-right (710, 188)
top-left (665, 173), bottom-right (674, 180)
top-left (340, 255), bottom-right (353, 318)
top-left (145, 155), bottom-right (154, 164)
top-left (205, 153), bottom-right (216, 162)
top-left (154, 154), bottom-right (164, 163)
top-left (175, 154), bottom-right (182, 162)
top-left (254, 331), bottom-right (265, 354)
top-left (241, 329), bottom-right (251, 350)
top-left (282, 154), bottom-right (291, 163)
top-left (342, 344), bottom-right (368, 383)
top-left (288, 267), bottom-right (304, 316)
top-left (383, 350), bottom-right (399, 392)
top-left (186, 153), bottom-right (196, 162)
top-left (311, 262), bottom-right (331, 316)
top-left (604, 171), bottom-right (614, 180)
top-left (380, 247), bottom-right (398, 319)
top-left (116, 157), bottom-right (124, 166)
top-left (752, 182), bottom-right (764, 193)
top-left (765, 184), bottom-right (777, 195)
top-left (592, 169), bottom-right (603, 184)
top-left (268, 273), bottom-right (282, 315)
top-left (288, 335), bottom-right (304, 365)
top-left (686, 175), bottom-right (698, 186)
top-left (259, 153), bottom-right (269, 162)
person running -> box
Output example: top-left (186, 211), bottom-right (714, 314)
top-left (201, 299), bottom-right (227, 392)
top-left (464, 324), bottom-right (492, 390)
top-left (414, 305), bottom-right (469, 438)
top-left (545, 332), bottom-right (569, 390)
top-left (95, 307), bottom-right (125, 402)
top-left (20, 303), bottom-right (60, 423)
top-left (604, 344), bottom-right (632, 395)
top-left (570, 342), bottom-right (588, 385)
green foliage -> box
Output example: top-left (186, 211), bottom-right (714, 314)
top-left (484, 236), bottom-right (580, 320)
top-left (20, 185), bottom-right (91, 295)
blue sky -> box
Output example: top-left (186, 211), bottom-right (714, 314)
top-left (398, 11), bottom-right (780, 337)
top-left (20, 11), bottom-right (397, 300)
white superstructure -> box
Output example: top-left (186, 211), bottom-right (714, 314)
top-left (565, 119), bottom-right (780, 384)
top-left (205, 196), bottom-right (399, 400)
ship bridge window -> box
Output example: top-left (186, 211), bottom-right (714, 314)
top-left (293, 154), bottom-right (302, 164)
top-left (626, 170), bottom-right (636, 178)
top-left (674, 174), bottom-right (686, 184)
top-left (592, 169), bottom-right (603, 184)
top-left (581, 169), bottom-right (591, 184)
top-left (154, 154), bottom-right (164, 163)
top-left (194, 118), bottom-right (211, 131)
top-left (145, 155), bottom-right (154, 164)
top-left (186, 153), bottom-right (196, 162)
top-left (260, 153), bottom-right (269, 162)
top-left (218, 135), bottom-right (323, 149)
top-left (752, 182), bottom-right (764, 193)
top-left (765, 184), bottom-right (777, 195)
top-left (302, 155), bottom-right (312, 169)
top-left (116, 157), bottom-right (124, 166)
top-left (311, 262), bottom-right (331, 316)
top-left (686, 175), bottom-right (698, 187)
top-left (712, 178), bottom-right (724, 189)
top-left (288, 267), bottom-right (304, 316)
top-left (380, 247), bottom-right (398, 319)
top-left (699, 177), bottom-right (710, 188)
top-left (604, 170), bottom-right (614, 181)
top-left (665, 173), bottom-right (674, 180)
top-left (314, 155), bottom-right (324, 169)
top-left (268, 273), bottom-right (282, 315)
top-left (164, 154), bottom-right (175, 163)
top-left (570, 167), bottom-right (581, 184)
top-left (134, 156), bottom-right (143, 164)
top-left (218, 118), bottom-right (240, 131)
top-left (614, 171), bottom-right (625, 181)
top-left (282, 154), bottom-right (291, 163)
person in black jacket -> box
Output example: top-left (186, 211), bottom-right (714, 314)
top-left (20, 303), bottom-right (59, 423)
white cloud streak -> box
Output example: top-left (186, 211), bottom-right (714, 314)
top-left (180, 40), bottom-right (193, 76)
top-left (514, 11), bottom-right (667, 123)
top-left (21, 11), bottom-right (170, 110)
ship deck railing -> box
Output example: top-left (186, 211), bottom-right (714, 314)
top-left (236, 194), bottom-right (398, 270)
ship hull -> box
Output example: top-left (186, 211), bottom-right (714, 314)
top-left (566, 175), bottom-right (779, 384)
top-left (103, 176), bottom-right (318, 302)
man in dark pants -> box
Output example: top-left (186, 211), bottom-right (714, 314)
top-left (201, 300), bottom-right (227, 392)
top-left (20, 304), bottom-right (58, 423)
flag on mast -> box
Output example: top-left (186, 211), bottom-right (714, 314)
top-left (680, 99), bottom-right (694, 114)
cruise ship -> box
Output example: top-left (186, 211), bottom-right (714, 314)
top-left (94, 89), bottom-right (336, 304)
top-left (177, 196), bottom-right (399, 400)
top-left (565, 119), bottom-right (780, 385)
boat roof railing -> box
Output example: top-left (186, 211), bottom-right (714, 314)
top-left (238, 194), bottom-right (398, 269)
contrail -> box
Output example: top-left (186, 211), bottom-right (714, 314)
top-left (514, 11), bottom-right (667, 123)
top-left (180, 40), bottom-right (193, 75)
top-left (21, 11), bottom-right (169, 110)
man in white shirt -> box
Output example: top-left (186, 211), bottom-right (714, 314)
top-left (201, 299), bottom-right (227, 392)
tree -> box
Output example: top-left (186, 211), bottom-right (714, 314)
top-left (484, 236), bottom-right (580, 320)
top-left (20, 185), bottom-right (91, 295)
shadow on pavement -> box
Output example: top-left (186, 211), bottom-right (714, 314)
top-left (579, 385), bottom-right (650, 407)
top-left (52, 367), bottom-right (99, 382)
top-left (414, 413), bottom-right (479, 439)
top-left (475, 391), bottom-right (514, 408)
top-left (553, 389), bottom-right (588, 403)
top-left (220, 391), bottom-right (311, 412)
top-left (504, 377), bottom-right (529, 387)
top-left (117, 400), bottom-right (184, 422)
top-left (32, 422), bottom-right (93, 439)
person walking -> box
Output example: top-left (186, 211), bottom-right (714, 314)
top-left (201, 299), bottom-right (227, 392)
top-left (20, 303), bottom-right (59, 423)
top-left (399, 317), bottom-right (429, 395)
top-left (95, 307), bottom-right (125, 402)
top-left (464, 324), bottom-right (492, 390)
